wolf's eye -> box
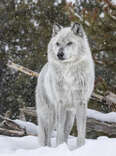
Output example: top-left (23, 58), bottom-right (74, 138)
top-left (56, 42), bottom-right (60, 46)
top-left (67, 42), bottom-right (73, 46)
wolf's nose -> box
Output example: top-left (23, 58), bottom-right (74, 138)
top-left (57, 51), bottom-right (64, 60)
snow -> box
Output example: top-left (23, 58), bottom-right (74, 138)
top-left (1, 109), bottom-right (116, 155)
top-left (16, 0), bottom-right (38, 4)
top-left (0, 135), bottom-right (116, 156)
top-left (111, 0), bottom-right (116, 5)
top-left (67, 0), bottom-right (116, 5)
top-left (14, 119), bottom-right (56, 137)
top-left (5, 45), bottom-right (9, 52)
top-left (33, 0), bottom-right (38, 3)
top-left (16, 45), bottom-right (21, 51)
top-left (30, 19), bottom-right (39, 28)
top-left (66, 0), bottom-right (75, 3)
top-left (99, 12), bottom-right (104, 18)
top-left (87, 109), bottom-right (116, 123)
top-left (72, 11), bottom-right (90, 26)
top-left (14, 119), bottom-right (38, 136)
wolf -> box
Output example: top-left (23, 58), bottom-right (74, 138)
top-left (36, 23), bottom-right (95, 148)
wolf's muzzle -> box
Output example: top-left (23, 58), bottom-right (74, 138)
top-left (57, 50), bottom-right (64, 60)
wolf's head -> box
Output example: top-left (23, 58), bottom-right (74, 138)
top-left (48, 23), bottom-right (90, 63)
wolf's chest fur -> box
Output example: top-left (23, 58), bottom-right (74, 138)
top-left (59, 65), bottom-right (76, 87)
top-left (54, 62), bottom-right (87, 91)
top-left (45, 62), bottom-right (88, 107)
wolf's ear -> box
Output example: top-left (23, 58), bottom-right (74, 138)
top-left (71, 22), bottom-right (83, 37)
top-left (52, 24), bottom-right (63, 37)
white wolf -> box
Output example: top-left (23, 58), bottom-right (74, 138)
top-left (36, 23), bottom-right (95, 148)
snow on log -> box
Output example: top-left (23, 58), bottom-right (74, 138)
top-left (87, 109), bottom-right (116, 138)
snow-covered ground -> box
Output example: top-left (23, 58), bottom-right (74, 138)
top-left (0, 135), bottom-right (116, 156)
top-left (1, 109), bottom-right (116, 156)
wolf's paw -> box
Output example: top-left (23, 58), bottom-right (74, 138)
top-left (77, 137), bottom-right (85, 148)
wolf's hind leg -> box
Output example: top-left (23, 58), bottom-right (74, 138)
top-left (56, 105), bottom-right (66, 146)
top-left (46, 109), bottom-right (55, 146)
top-left (38, 117), bottom-right (46, 146)
top-left (76, 101), bottom-right (87, 148)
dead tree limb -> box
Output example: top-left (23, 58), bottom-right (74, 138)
top-left (0, 127), bottom-right (25, 137)
top-left (91, 92), bottom-right (116, 104)
top-left (87, 117), bottom-right (116, 138)
top-left (7, 61), bottom-right (39, 77)
top-left (91, 92), bottom-right (116, 111)
top-left (19, 107), bottom-right (36, 118)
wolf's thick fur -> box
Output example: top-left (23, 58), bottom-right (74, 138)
top-left (36, 23), bottom-right (95, 148)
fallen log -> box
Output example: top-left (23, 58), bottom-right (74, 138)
top-left (0, 127), bottom-right (25, 137)
top-left (2, 118), bottom-right (23, 131)
top-left (0, 115), bottom-right (26, 137)
top-left (87, 117), bottom-right (116, 138)
top-left (71, 117), bottom-right (116, 138)
top-left (19, 107), bottom-right (116, 138)
top-left (1, 112), bottom-right (116, 138)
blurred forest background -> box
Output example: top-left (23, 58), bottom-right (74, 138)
top-left (0, 0), bottom-right (116, 121)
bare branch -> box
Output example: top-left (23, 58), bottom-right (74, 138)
top-left (7, 61), bottom-right (39, 77)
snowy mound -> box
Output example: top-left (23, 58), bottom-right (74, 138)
top-left (0, 135), bottom-right (116, 156)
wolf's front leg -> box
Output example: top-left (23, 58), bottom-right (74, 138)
top-left (38, 116), bottom-right (46, 146)
top-left (56, 103), bottom-right (66, 146)
top-left (38, 109), bottom-right (55, 147)
top-left (64, 110), bottom-right (75, 143)
top-left (76, 101), bottom-right (87, 148)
